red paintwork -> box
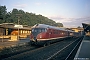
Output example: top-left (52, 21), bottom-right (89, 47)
top-left (36, 28), bottom-right (68, 40)
top-left (37, 32), bottom-right (47, 39)
top-left (30, 24), bottom-right (72, 41)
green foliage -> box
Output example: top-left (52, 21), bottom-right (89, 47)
top-left (0, 5), bottom-right (7, 23)
top-left (0, 5), bottom-right (63, 27)
top-left (54, 23), bottom-right (63, 27)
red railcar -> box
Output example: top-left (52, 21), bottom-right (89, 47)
top-left (30, 24), bottom-right (74, 46)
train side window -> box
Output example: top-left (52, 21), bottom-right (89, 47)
top-left (56, 30), bottom-right (58, 34)
top-left (53, 30), bottom-right (58, 34)
top-left (60, 31), bottom-right (62, 34)
top-left (53, 30), bottom-right (55, 34)
top-left (42, 29), bottom-right (45, 32)
top-left (51, 32), bottom-right (52, 34)
top-left (45, 29), bottom-right (47, 32)
top-left (59, 31), bottom-right (61, 34)
top-left (41, 29), bottom-right (43, 32)
top-left (39, 29), bottom-right (42, 32)
top-left (62, 32), bottom-right (64, 34)
top-left (39, 28), bottom-right (47, 32)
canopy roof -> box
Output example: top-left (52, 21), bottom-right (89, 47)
top-left (82, 23), bottom-right (90, 32)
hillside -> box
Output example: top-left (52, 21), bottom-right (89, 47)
top-left (0, 5), bottom-right (63, 27)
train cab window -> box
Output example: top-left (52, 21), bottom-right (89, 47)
top-left (32, 28), bottom-right (38, 32)
top-left (35, 30), bottom-right (37, 32)
top-left (32, 29), bottom-right (34, 32)
top-left (32, 28), bottom-right (47, 32)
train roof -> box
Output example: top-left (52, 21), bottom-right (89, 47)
top-left (32, 24), bottom-right (68, 31)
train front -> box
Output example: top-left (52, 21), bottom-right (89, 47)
top-left (30, 26), bottom-right (47, 45)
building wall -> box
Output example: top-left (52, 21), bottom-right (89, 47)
top-left (11, 29), bottom-right (31, 35)
top-left (0, 28), bottom-right (3, 35)
top-left (71, 28), bottom-right (83, 32)
top-left (0, 28), bottom-right (5, 35)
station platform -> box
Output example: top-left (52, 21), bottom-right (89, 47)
top-left (0, 38), bottom-right (30, 49)
top-left (74, 35), bottom-right (90, 60)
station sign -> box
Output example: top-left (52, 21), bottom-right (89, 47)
top-left (14, 25), bottom-right (23, 28)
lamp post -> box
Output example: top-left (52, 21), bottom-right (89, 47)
top-left (2, 28), bottom-right (4, 42)
top-left (18, 16), bottom-right (20, 40)
top-left (16, 14), bottom-right (22, 40)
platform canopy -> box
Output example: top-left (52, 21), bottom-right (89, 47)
top-left (82, 23), bottom-right (90, 32)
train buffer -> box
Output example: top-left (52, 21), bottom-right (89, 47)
top-left (74, 35), bottom-right (90, 60)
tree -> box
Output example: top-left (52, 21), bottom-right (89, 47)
top-left (0, 5), bottom-right (7, 23)
top-left (54, 23), bottom-right (63, 27)
top-left (77, 26), bottom-right (81, 28)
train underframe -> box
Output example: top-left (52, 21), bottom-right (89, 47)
top-left (30, 36), bottom-right (73, 46)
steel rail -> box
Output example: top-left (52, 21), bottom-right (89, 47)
top-left (65, 38), bottom-right (82, 60)
top-left (46, 37), bottom-right (80, 60)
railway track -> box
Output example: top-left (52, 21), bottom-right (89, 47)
top-left (1, 36), bottom-right (83, 60)
top-left (0, 43), bottom-right (41, 60)
top-left (47, 36), bottom-right (83, 60)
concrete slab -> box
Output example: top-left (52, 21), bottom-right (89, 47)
top-left (74, 36), bottom-right (90, 60)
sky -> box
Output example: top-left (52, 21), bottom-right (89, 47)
top-left (0, 0), bottom-right (90, 28)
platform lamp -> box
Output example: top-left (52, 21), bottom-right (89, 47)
top-left (16, 14), bottom-right (22, 40)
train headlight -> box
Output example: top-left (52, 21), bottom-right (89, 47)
top-left (40, 35), bottom-right (42, 38)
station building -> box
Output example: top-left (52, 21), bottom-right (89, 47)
top-left (70, 27), bottom-right (84, 36)
top-left (71, 28), bottom-right (83, 32)
top-left (0, 23), bottom-right (31, 37)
